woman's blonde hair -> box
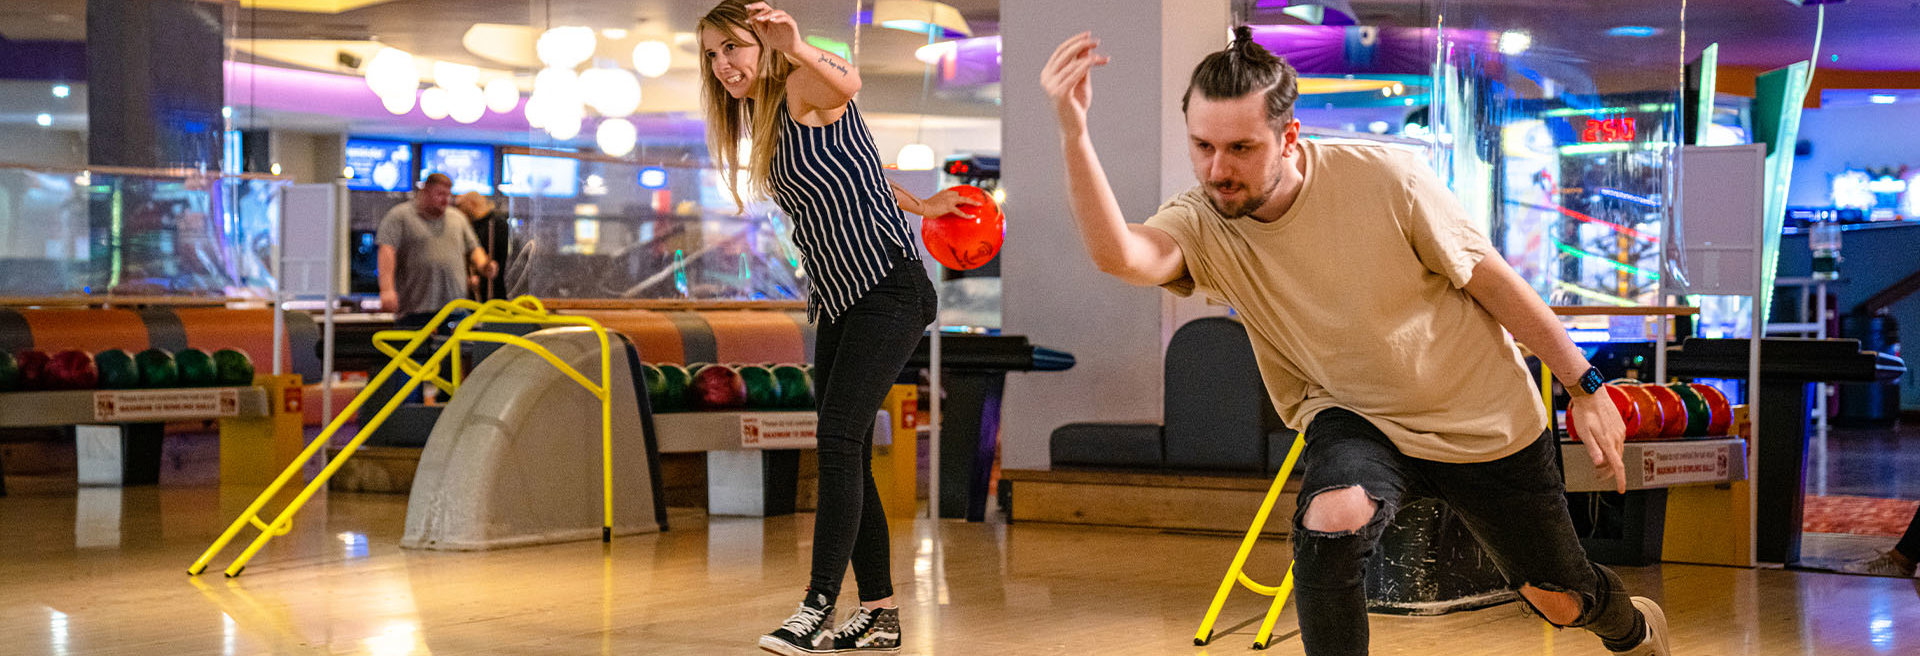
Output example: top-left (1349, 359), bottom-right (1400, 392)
top-left (699, 0), bottom-right (797, 211)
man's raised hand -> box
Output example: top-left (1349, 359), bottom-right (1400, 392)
top-left (1041, 32), bottom-right (1109, 138)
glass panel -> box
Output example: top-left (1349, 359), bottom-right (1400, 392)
top-left (0, 166), bottom-right (286, 299)
top-left (502, 154), bottom-right (805, 301)
top-left (1423, 2), bottom-right (1685, 314)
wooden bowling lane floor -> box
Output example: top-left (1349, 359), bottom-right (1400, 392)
top-left (2, 479), bottom-right (1919, 655)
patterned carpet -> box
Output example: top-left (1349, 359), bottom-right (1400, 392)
top-left (1804, 494), bottom-right (1920, 537)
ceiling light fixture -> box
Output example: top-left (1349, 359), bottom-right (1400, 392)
top-left (632, 41), bottom-right (672, 78)
top-left (484, 78), bottom-right (520, 113)
top-left (536, 26), bottom-right (597, 68)
top-left (546, 108), bottom-right (583, 141)
top-left (447, 84), bottom-right (486, 124)
top-left (365, 47), bottom-right (419, 97)
top-left (896, 143), bottom-right (936, 170)
top-left (582, 67), bottom-right (642, 118)
top-left (419, 86), bottom-right (450, 120)
top-left (597, 118), bottom-right (637, 157)
top-left (1498, 30), bottom-right (1532, 55)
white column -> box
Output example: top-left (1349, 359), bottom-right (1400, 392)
top-left (999, 0), bottom-right (1231, 470)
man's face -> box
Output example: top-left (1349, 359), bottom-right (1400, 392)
top-left (417, 183), bottom-right (452, 218)
top-left (1185, 93), bottom-right (1291, 218)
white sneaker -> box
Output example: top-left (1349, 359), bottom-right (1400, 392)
top-left (1610, 597), bottom-right (1671, 656)
top-left (1838, 551), bottom-right (1918, 578)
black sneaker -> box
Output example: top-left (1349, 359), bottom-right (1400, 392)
top-left (828, 606), bottom-right (901, 653)
top-left (759, 592), bottom-right (835, 655)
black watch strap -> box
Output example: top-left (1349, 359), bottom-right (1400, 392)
top-left (1575, 366), bottom-right (1605, 396)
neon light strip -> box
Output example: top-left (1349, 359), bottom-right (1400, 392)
top-left (1540, 104), bottom-right (1675, 118)
top-left (1598, 188), bottom-right (1658, 207)
top-left (1554, 241), bottom-right (1660, 279)
top-left (1554, 281), bottom-right (1640, 307)
top-left (1559, 143), bottom-right (1631, 156)
top-left (1506, 200), bottom-right (1660, 242)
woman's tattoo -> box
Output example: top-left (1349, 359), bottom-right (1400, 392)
top-left (819, 53), bottom-right (849, 77)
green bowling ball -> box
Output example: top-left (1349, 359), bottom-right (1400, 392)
top-left (94, 349), bottom-right (140, 389)
top-left (738, 365), bottom-right (781, 409)
top-left (641, 364), bottom-right (667, 409)
top-left (0, 351), bottom-right (19, 392)
top-left (655, 364), bottom-right (690, 412)
top-left (1666, 383), bottom-right (1712, 437)
top-left (175, 348), bottom-right (217, 387)
top-left (212, 348), bottom-right (255, 386)
top-left (771, 364), bottom-right (813, 409)
top-left (135, 348), bottom-right (178, 388)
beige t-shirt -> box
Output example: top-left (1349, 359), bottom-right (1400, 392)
top-left (1144, 139), bottom-right (1545, 463)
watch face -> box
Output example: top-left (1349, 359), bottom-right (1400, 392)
top-left (1580, 368), bottom-right (1606, 394)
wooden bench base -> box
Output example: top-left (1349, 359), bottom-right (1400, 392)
top-left (1002, 468), bottom-right (1299, 536)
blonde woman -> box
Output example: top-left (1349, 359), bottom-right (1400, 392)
top-left (698, 2), bottom-right (975, 653)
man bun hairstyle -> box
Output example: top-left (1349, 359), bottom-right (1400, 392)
top-left (1182, 25), bottom-right (1300, 130)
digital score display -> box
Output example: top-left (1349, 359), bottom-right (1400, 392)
top-left (1581, 116), bottom-right (1637, 143)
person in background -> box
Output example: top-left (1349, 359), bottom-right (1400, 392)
top-left (378, 173), bottom-right (496, 327)
top-left (456, 192), bottom-right (515, 302)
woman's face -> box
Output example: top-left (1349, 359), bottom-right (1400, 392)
top-left (701, 24), bottom-right (762, 100)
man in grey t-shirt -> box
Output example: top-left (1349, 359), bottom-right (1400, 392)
top-left (376, 173), bottom-right (496, 324)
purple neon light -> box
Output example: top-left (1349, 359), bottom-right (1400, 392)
top-left (934, 35), bottom-right (1001, 88)
top-left (1245, 25), bottom-right (1500, 76)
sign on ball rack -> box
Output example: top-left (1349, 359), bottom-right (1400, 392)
top-left (739, 413), bottom-right (818, 449)
top-left (94, 388), bottom-right (242, 422)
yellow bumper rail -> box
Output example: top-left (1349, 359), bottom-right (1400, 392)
top-left (1195, 431), bottom-right (1305, 650)
top-left (189, 296), bottom-right (616, 577)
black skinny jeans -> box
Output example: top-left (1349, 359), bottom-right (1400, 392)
top-left (1896, 505), bottom-right (1920, 562)
top-left (807, 259), bottom-right (936, 602)
top-left (1291, 408), bottom-right (1646, 656)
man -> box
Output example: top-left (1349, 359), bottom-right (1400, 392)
top-left (1040, 28), bottom-right (1671, 656)
top-left (455, 192), bottom-right (515, 302)
top-left (377, 173), bottom-right (496, 326)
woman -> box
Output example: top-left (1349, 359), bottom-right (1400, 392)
top-left (698, 2), bottom-right (976, 654)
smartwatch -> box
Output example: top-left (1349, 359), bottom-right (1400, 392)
top-left (1571, 366), bottom-right (1605, 397)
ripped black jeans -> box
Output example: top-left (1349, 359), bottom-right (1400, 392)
top-left (1291, 408), bottom-right (1645, 656)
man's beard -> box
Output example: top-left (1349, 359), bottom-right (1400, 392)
top-left (1205, 171), bottom-right (1284, 219)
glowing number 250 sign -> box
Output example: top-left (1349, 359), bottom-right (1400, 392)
top-left (1581, 116), bottom-right (1637, 143)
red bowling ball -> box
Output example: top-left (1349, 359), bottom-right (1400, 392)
top-left (14, 349), bottom-right (51, 390)
top-left (1566, 384), bottom-right (1638, 443)
top-left (1642, 384), bottom-right (1690, 439)
top-left (44, 349), bottom-right (99, 390)
top-left (689, 363), bottom-right (748, 410)
top-left (921, 185), bottom-right (1004, 271)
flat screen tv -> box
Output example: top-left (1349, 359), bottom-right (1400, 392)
top-left (500, 153), bottom-right (580, 198)
top-left (420, 142), bottom-right (496, 195)
top-left (344, 138), bottom-right (414, 192)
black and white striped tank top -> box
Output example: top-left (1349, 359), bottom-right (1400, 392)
top-left (769, 100), bottom-right (920, 323)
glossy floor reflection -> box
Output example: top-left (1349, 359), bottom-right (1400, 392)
top-left (3, 478), bottom-right (1919, 655)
